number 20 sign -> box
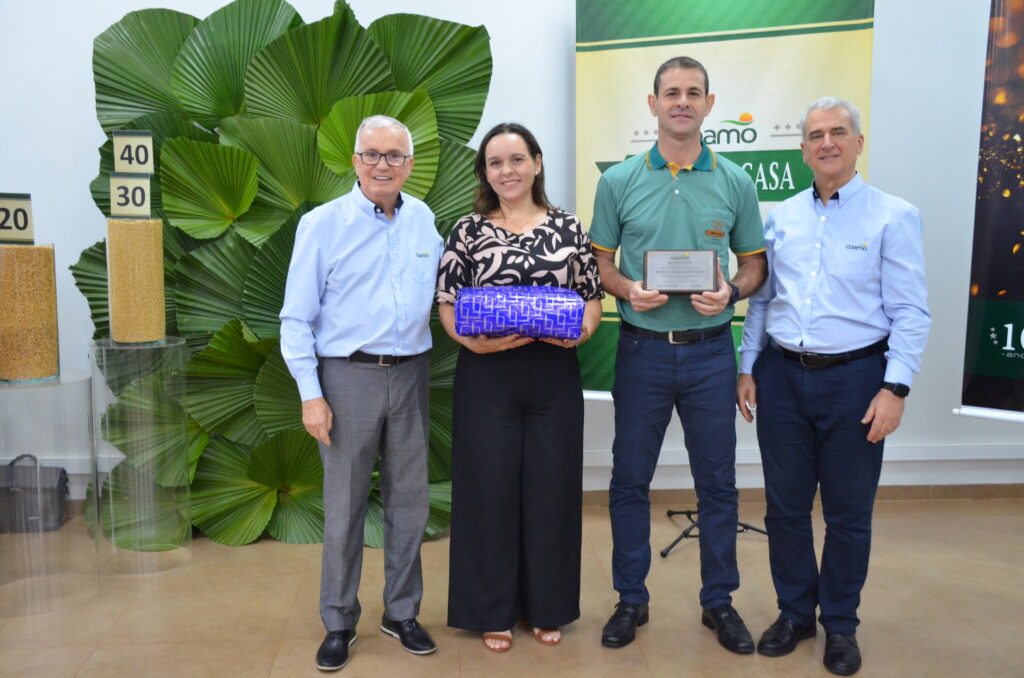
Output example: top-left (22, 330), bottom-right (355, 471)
top-left (0, 193), bottom-right (34, 244)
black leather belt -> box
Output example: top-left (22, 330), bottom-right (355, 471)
top-left (620, 320), bottom-right (730, 345)
top-left (345, 350), bottom-right (425, 367)
top-left (772, 337), bottom-right (888, 369)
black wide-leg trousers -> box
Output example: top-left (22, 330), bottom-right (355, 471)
top-left (447, 341), bottom-right (584, 631)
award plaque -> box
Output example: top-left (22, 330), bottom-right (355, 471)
top-left (643, 250), bottom-right (717, 294)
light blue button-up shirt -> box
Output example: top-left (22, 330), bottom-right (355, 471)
top-left (740, 173), bottom-right (931, 386)
top-left (279, 184), bottom-right (443, 401)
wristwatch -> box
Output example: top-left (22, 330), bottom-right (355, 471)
top-left (881, 382), bottom-right (910, 398)
top-left (727, 282), bottom-right (741, 306)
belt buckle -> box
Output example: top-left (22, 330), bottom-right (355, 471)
top-left (667, 330), bottom-right (685, 345)
top-left (799, 352), bottom-right (817, 368)
top-left (378, 355), bottom-right (396, 367)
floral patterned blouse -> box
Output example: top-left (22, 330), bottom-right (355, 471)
top-left (436, 209), bottom-right (604, 305)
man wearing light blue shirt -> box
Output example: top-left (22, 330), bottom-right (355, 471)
top-left (737, 97), bottom-right (930, 676)
top-left (280, 115), bottom-right (443, 672)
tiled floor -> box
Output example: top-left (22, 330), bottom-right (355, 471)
top-left (1, 498), bottom-right (1022, 677)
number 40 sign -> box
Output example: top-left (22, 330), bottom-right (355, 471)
top-left (110, 131), bottom-right (153, 218)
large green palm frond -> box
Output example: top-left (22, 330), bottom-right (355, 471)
top-left (368, 14), bottom-right (491, 144)
top-left (248, 431), bottom-right (323, 543)
top-left (161, 137), bottom-right (260, 240)
top-left (90, 463), bottom-right (192, 551)
top-left (318, 90), bottom-right (440, 198)
top-left (93, 9), bottom-right (198, 131)
top-left (424, 138), bottom-right (478, 236)
top-left (244, 1), bottom-right (393, 125)
top-left (183, 319), bottom-right (274, 446)
top-left (173, 230), bottom-right (257, 343)
top-left (190, 436), bottom-right (276, 545)
top-left (171, 0), bottom-right (303, 129)
top-left (220, 116), bottom-right (349, 227)
top-left (240, 205), bottom-right (309, 339)
top-left (253, 347), bottom-right (302, 437)
top-left (102, 372), bottom-right (191, 488)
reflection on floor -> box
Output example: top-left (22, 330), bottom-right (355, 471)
top-left (1, 499), bottom-right (1022, 677)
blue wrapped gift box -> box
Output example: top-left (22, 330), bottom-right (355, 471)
top-left (454, 286), bottom-right (585, 340)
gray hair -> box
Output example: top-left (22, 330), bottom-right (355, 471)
top-left (800, 97), bottom-right (862, 138)
top-left (354, 115), bottom-right (414, 155)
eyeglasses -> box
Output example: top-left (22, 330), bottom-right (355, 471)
top-left (355, 151), bottom-right (411, 167)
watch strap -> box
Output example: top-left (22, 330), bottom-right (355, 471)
top-left (881, 381), bottom-right (910, 398)
top-left (727, 281), bottom-right (741, 305)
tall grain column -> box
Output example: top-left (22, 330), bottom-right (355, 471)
top-left (106, 219), bottom-right (165, 343)
top-left (0, 244), bottom-right (58, 381)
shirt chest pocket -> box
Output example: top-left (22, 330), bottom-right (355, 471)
top-left (698, 208), bottom-right (732, 255)
top-left (825, 239), bottom-right (881, 288)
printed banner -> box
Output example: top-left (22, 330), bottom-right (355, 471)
top-left (962, 0), bottom-right (1024, 418)
top-left (575, 0), bottom-right (875, 390)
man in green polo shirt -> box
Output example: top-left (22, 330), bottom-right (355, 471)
top-left (590, 56), bottom-right (767, 654)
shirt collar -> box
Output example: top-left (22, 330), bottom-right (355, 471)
top-left (646, 140), bottom-right (716, 173)
top-left (811, 172), bottom-right (865, 206)
top-left (352, 181), bottom-right (405, 217)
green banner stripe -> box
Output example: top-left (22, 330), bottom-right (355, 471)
top-left (576, 0), bottom-right (874, 44)
top-left (577, 21), bottom-right (873, 52)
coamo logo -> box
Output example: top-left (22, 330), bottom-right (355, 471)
top-left (703, 112), bottom-right (757, 145)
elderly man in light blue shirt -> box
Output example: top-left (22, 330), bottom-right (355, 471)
top-left (280, 114), bottom-right (443, 672)
top-left (737, 97), bottom-right (930, 676)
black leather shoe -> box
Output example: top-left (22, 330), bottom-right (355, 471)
top-left (598, 602), bottom-right (647, 651)
top-left (701, 604), bottom-right (755, 654)
top-left (601, 601), bottom-right (649, 648)
top-left (316, 630), bottom-right (357, 671)
top-left (824, 632), bottom-right (861, 675)
top-left (757, 615), bottom-right (816, 657)
top-left (380, 615), bottom-right (437, 655)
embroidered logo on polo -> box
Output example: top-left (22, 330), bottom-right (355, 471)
top-left (705, 228), bottom-right (725, 239)
top-left (845, 242), bottom-right (869, 251)
top-left (415, 250), bottom-right (430, 258)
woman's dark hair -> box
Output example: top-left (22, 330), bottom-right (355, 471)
top-left (472, 122), bottom-right (553, 215)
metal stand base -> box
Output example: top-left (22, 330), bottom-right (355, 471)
top-left (659, 509), bottom-right (768, 558)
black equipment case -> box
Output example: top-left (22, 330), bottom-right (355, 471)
top-left (1, 454), bottom-right (69, 533)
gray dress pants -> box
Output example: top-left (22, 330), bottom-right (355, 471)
top-left (317, 354), bottom-right (430, 631)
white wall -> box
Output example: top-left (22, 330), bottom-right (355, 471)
top-left (0, 0), bottom-right (1020, 488)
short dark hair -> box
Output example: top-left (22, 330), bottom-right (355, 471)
top-left (653, 56), bottom-right (709, 95)
top-left (472, 122), bottom-right (553, 215)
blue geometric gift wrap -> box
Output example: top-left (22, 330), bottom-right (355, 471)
top-left (454, 286), bottom-right (585, 339)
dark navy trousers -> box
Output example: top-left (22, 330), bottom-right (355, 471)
top-left (609, 326), bottom-right (740, 609)
top-left (753, 343), bottom-right (885, 635)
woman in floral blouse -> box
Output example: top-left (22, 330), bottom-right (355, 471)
top-left (437, 122), bottom-right (603, 652)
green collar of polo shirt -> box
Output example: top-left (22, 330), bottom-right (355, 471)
top-left (645, 140), bottom-right (716, 172)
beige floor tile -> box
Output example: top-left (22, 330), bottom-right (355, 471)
top-left (102, 574), bottom-right (300, 644)
top-left (76, 640), bottom-right (277, 678)
top-left (964, 618), bottom-right (1024, 664)
top-left (855, 618), bottom-right (1022, 678)
top-left (186, 537), bottom-right (318, 578)
top-left (0, 646), bottom-right (94, 678)
top-left (0, 577), bottom-right (141, 648)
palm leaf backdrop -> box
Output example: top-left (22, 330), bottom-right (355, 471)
top-left (74, 0), bottom-right (491, 547)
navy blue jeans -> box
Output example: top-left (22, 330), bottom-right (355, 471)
top-left (753, 343), bottom-right (885, 635)
top-left (609, 325), bottom-right (739, 609)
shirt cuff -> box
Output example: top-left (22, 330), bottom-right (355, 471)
top-left (883, 359), bottom-right (915, 388)
top-left (739, 349), bottom-right (760, 374)
top-left (297, 376), bottom-right (323, 402)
